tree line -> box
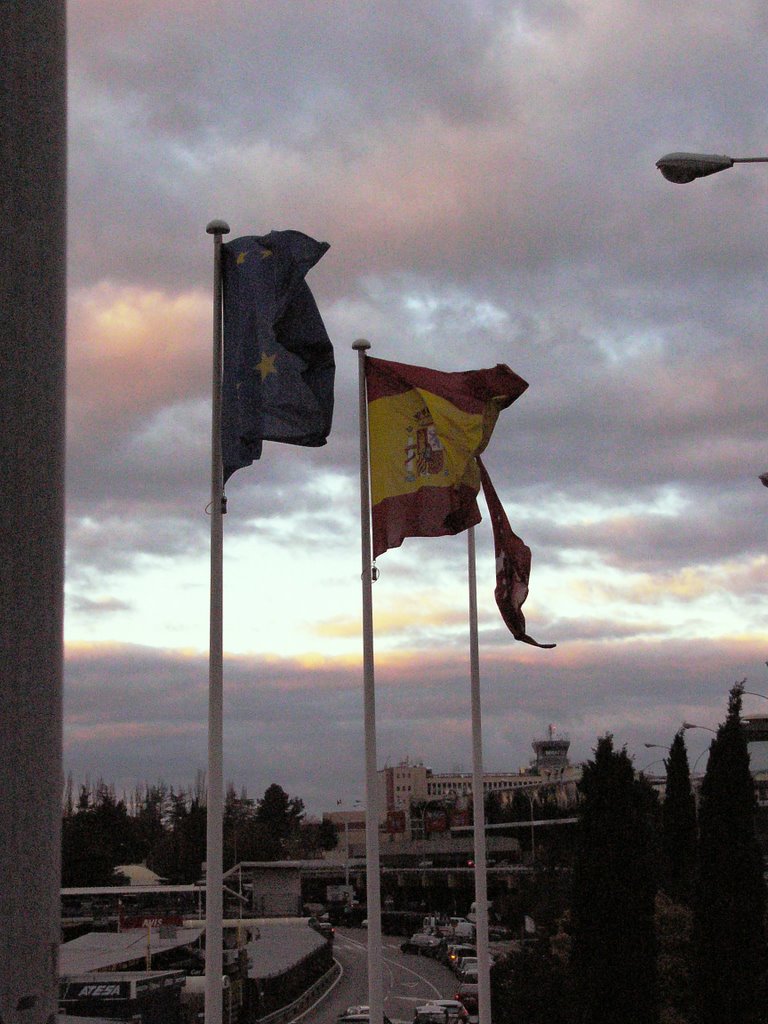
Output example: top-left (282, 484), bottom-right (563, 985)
top-left (61, 775), bottom-right (337, 887)
top-left (490, 682), bottom-right (768, 1024)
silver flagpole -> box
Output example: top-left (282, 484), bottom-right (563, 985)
top-left (467, 526), bottom-right (492, 1024)
top-left (353, 339), bottom-right (385, 1024)
top-left (205, 218), bottom-right (230, 1024)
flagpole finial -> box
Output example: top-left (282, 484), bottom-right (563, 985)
top-left (353, 338), bottom-right (371, 351)
top-left (206, 219), bottom-right (230, 235)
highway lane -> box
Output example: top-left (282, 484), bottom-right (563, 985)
top-left (290, 927), bottom-right (463, 1024)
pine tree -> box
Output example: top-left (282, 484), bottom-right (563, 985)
top-left (570, 734), bottom-right (659, 1024)
top-left (694, 682), bottom-right (768, 1023)
top-left (661, 729), bottom-right (697, 904)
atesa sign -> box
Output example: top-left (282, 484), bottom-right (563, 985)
top-left (61, 981), bottom-right (129, 1001)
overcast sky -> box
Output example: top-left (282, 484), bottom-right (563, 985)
top-left (64, 0), bottom-right (768, 815)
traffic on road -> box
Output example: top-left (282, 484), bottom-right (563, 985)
top-left (298, 925), bottom-right (483, 1024)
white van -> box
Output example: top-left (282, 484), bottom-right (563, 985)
top-left (449, 917), bottom-right (475, 940)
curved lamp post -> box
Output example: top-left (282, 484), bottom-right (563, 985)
top-left (656, 151), bottom-right (768, 184)
top-left (657, 154), bottom-right (768, 484)
top-left (743, 690), bottom-right (768, 703)
top-left (682, 721), bottom-right (717, 733)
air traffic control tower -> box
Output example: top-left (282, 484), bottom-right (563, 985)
top-left (531, 725), bottom-right (571, 774)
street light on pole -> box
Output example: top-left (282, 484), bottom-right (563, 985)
top-left (657, 154), bottom-right (768, 484)
top-left (656, 151), bottom-right (768, 184)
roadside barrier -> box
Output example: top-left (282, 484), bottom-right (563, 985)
top-left (254, 960), bottom-right (341, 1024)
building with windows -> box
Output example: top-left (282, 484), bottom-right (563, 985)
top-left (375, 727), bottom-right (581, 840)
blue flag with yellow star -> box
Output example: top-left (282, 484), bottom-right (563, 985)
top-left (221, 230), bottom-right (335, 483)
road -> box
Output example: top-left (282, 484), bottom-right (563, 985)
top-left (291, 927), bottom-right (462, 1024)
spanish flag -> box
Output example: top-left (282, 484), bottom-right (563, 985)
top-left (478, 456), bottom-right (556, 648)
top-left (365, 356), bottom-right (528, 559)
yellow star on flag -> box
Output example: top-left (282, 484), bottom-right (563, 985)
top-left (256, 351), bottom-right (277, 381)
top-left (236, 250), bottom-right (248, 265)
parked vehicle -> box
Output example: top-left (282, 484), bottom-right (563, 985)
top-left (338, 1010), bottom-right (393, 1024)
top-left (338, 1013), bottom-right (393, 1024)
top-left (447, 917), bottom-right (475, 940)
top-left (400, 932), bottom-right (444, 956)
top-left (414, 1000), bottom-right (469, 1023)
top-left (414, 1007), bottom-right (451, 1024)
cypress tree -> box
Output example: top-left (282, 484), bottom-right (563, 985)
top-left (661, 728), bottom-right (697, 904)
top-left (570, 734), bottom-right (659, 1024)
top-left (694, 682), bottom-right (768, 1023)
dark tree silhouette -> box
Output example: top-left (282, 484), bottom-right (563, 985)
top-left (255, 783), bottom-right (305, 848)
top-left (661, 729), bottom-right (697, 904)
top-left (694, 682), bottom-right (768, 1024)
top-left (570, 735), bottom-right (659, 1024)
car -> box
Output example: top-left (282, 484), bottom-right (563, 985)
top-left (400, 932), bottom-right (444, 956)
top-left (455, 981), bottom-right (478, 1018)
top-left (447, 943), bottom-right (476, 970)
top-left (456, 956), bottom-right (478, 978)
top-left (337, 1013), bottom-right (393, 1024)
top-left (308, 916), bottom-right (334, 939)
top-left (414, 1000), bottom-right (469, 1023)
top-left (414, 1007), bottom-right (451, 1024)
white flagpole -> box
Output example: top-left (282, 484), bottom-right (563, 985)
top-left (353, 338), bottom-right (385, 1024)
top-left (205, 218), bottom-right (230, 1024)
top-left (467, 526), bottom-right (492, 1024)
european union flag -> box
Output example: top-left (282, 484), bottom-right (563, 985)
top-left (221, 230), bottom-right (334, 483)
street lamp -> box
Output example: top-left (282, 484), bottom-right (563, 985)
top-left (656, 151), bottom-right (768, 184)
top-left (337, 799), bottom-right (362, 887)
top-left (682, 721), bottom-right (717, 733)
top-left (743, 690), bottom-right (768, 703)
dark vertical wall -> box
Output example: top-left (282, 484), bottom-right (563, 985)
top-left (0, 4), bottom-right (67, 1023)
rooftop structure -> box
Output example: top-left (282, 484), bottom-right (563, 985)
top-left (531, 724), bottom-right (571, 774)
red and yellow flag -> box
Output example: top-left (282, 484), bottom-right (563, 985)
top-left (477, 457), bottom-right (556, 648)
top-left (365, 356), bottom-right (528, 559)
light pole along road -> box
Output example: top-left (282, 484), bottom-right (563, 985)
top-left (656, 151), bottom-right (768, 184)
top-left (656, 150), bottom-right (768, 486)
